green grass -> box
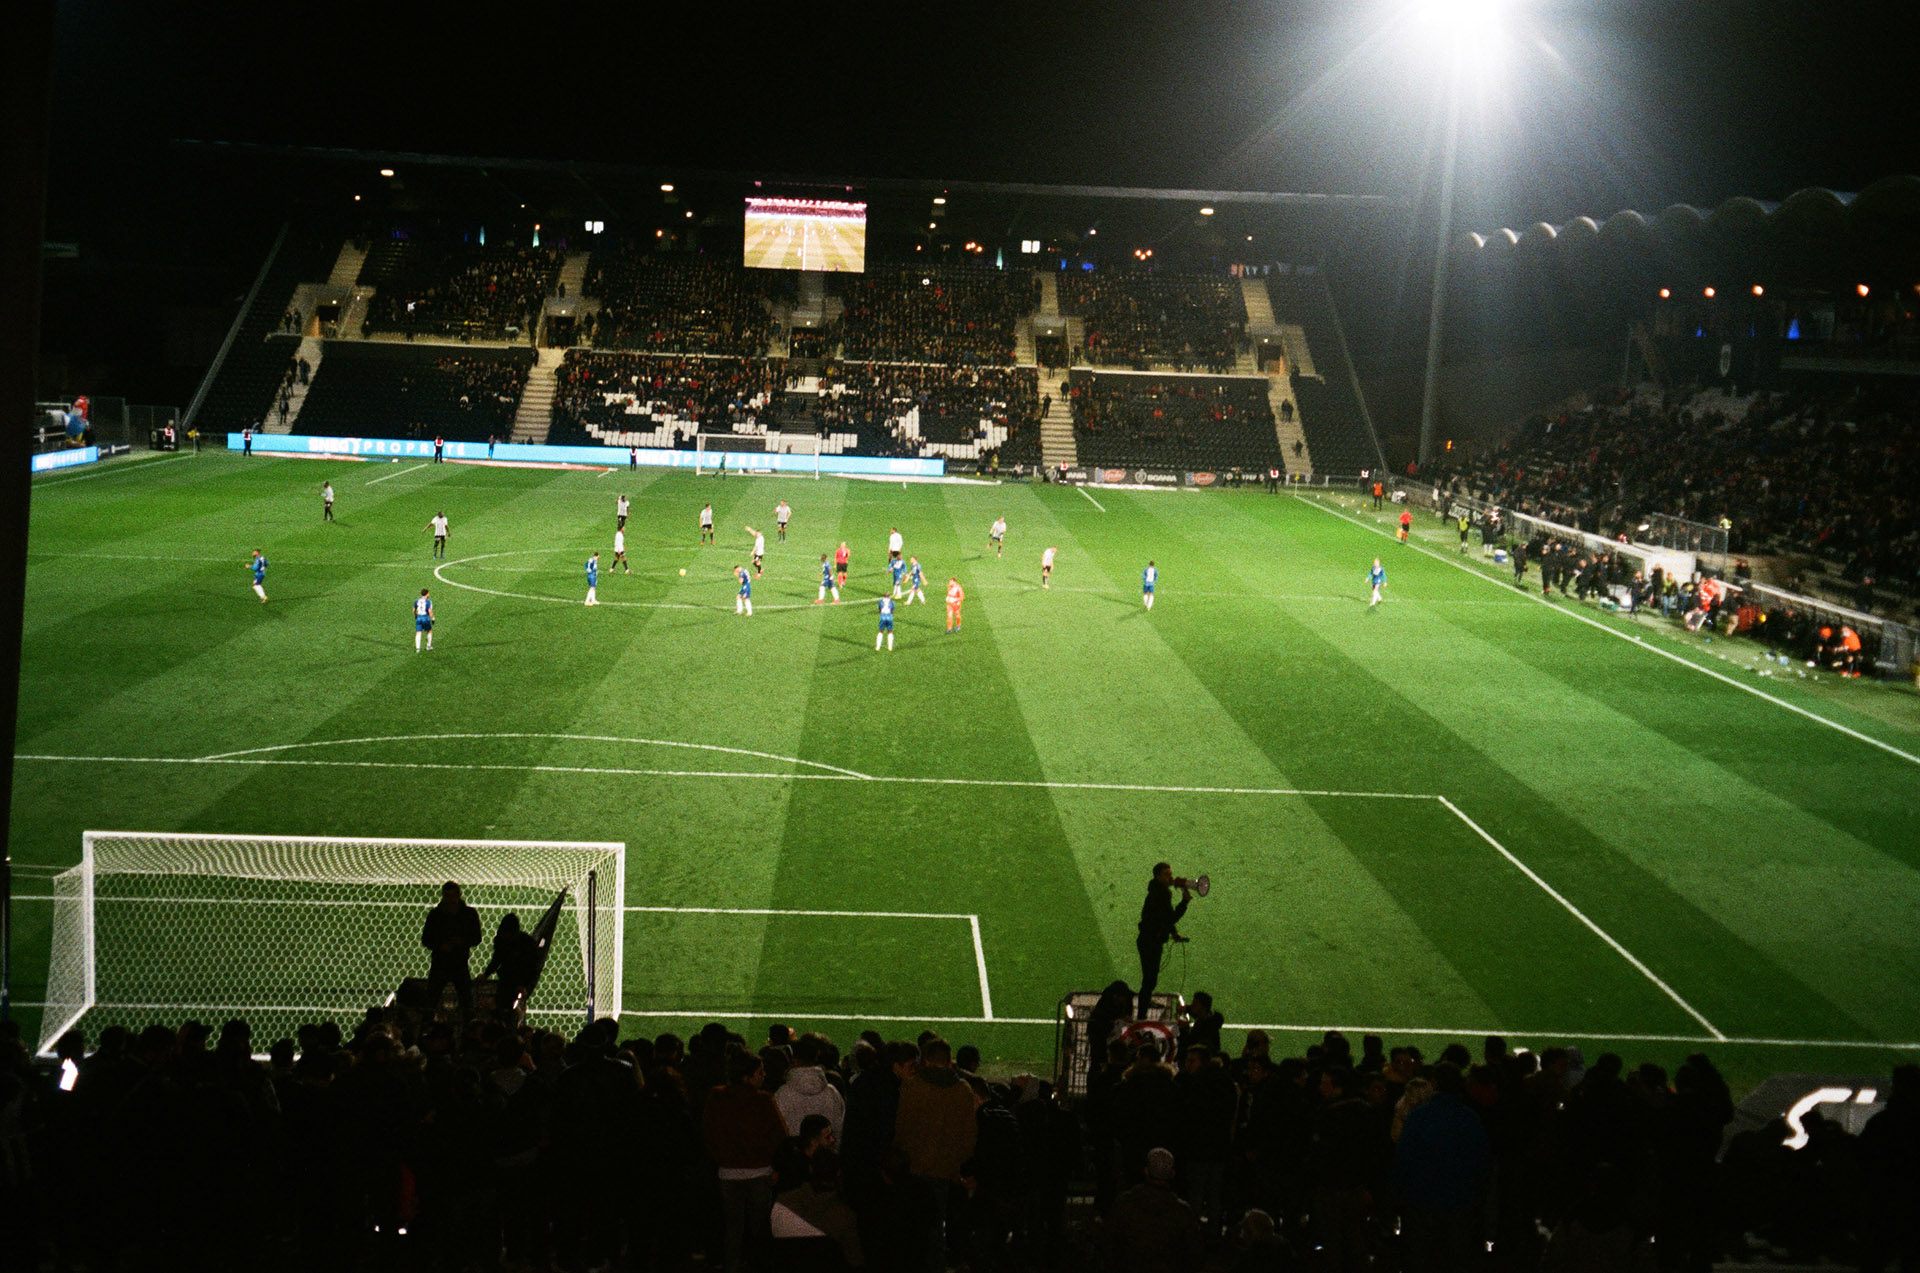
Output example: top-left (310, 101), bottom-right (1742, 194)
top-left (12, 450), bottom-right (1920, 1086)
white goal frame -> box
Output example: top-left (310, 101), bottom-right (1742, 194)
top-left (695, 430), bottom-right (821, 478)
top-left (38, 831), bottom-right (625, 1055)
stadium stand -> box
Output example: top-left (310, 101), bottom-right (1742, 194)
top-left (1066, 372), bottom-right (1283, 472)
top-left (15, 998), bottom-right (1909, 1273)
top-left (585, 250), bottom-right (779, 357)
top-left (292, 343), bottom-right (533, 443)
top-left (1056, 270), bottom-right (1247, 373)
top-left (1432, 382), bottom-right (1920, 613)
top-left (830, 265), bottom-right (1038, 365)
top-left (359, 240), bottom-right (560, 340)
top-left (190, 233), bottom-right (341, 437)
top-left (814, 363), bottom-right (1038, 461)
top-left (549, 350), bottom-right (786, 449)
top-left (1263, 273), bottom-right (1385, 476)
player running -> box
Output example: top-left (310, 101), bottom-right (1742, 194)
top-left (735, 565), bottom-right (754, 616)
top-left (1368, 558), bottom-right (1386, 607)
top-left (414, 588), bottom-right (434, 651)
top-left (612, 527), bottom-right (631, 573)
top-left (1041, 545), bottom-right (1057, 589)
top-left (904, 556), bottom-right (925, 604)
top-left (775, 499), bottom-right (791, 542)
top-left (322, 481), bottom-right (335, 522)
top-left (616, 494), bottom-right (630, 530)
top-left (585, 553), bottom-right (600, 606)
top-left (889, 555), bottom-right (907, 599)
top-left (888, 527), bottom-right (904, 562)
top-left (746, 525), bottom-right (766, 577)
top-left (816, 554), bottom-right (841, 604)
top-left (700, 503), bottom-right (715, 545)
top-left (876, 594), bottom-right (895, 651)
top-left (248, 549), bottom-right (268, 603)
top-left (1143, 560), bottom-right (1158, 610)
top-left (990, 516), bottom-right (1007, 557)
top-left (945, 577), bottom-right (964, 633)
top-left (834, 541), bottom-right (850, 589)
top-left (426, 511), bottom-right (449, 559)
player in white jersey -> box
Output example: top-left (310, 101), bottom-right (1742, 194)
top-left (700, 503), bottom-right (715, 545)
top-left (612, 528), bottom-right (630, 573)
top-left (321, 481), bottom-right (334, 522)
top-left (616, 494), bottom-right (630, 530)
top-left (990, 517), bottom-right (1007, 557)
top-left (1041, 546), bottom-right (1057, 588)
top-left (887, 528), bottom-right (904, 561)
top-left (775, 500), bottom-right (791, 542)
top-left (746, 526), bottom-right (767, 577)
top-left (414, 589), bottom-right (434, 651)
top-left (426, 512), bottom-right (449, 559)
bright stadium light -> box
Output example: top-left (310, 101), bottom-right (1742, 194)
top-left (1857, 283), bottom-right (1871, 297)
top-left (660, 183), bottom-right (674, 193)
top-left (933, 196), bottom-right (947, 205)
top-left (1199, 207), bottom-right (1214, 216)
top-left (1704, 286), bottom-right (1715, 298)
top-left (379, 168), bottom-right (394, 178)
top-left (1752, 284), bottom-right (1764, 296)
top-left (1658, 288), bottom-right (1670, 299)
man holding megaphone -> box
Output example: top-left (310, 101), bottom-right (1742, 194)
top-left (1136, 862), bottom-right (1203, 1019)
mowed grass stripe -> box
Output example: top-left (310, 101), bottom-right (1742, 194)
top-left (933, 482), bottom-right (1524, 1027)
top-left (1127, 493), bottom-right (1889, 1042)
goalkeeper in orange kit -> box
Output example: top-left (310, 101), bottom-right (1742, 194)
top-left (945, 577), bottom-right (964, 634)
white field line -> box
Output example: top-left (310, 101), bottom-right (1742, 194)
top-left (10, 999), bottom-right (1913, 1049)
top-left (31, 453), bottom-right (193, 488)
top-left (12, 750), bottom-right (1431, 801)
top-left (971, 915), bottom-right (995, 1020)
top-left (1435, 796), bottom-right (1727, 1041)
top-left (365, 461), bottom-right (430, 485)
top-left (1297, 493), bottom-right (1920, 770)
top-left (194, 731), bottom-right (872, 779)
top-left (1076, 486), bottom-right (1106, 512)
top-left (10, 897), bottom-right (971, 919)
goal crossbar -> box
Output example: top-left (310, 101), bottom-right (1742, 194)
top-left (38, 831), bottom-right (625, 1055)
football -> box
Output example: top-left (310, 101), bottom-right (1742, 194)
top-left (679, 568), bottom-right (687, 576)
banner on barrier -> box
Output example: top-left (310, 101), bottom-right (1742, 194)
top-left (228, 434), bottom-right (944, 479)
top-left (32, 446), bottom-right (100, 473)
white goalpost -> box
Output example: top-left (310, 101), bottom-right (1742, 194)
top-left (695, 430), bottom-right (822, 478)
top-left (37, 831), bottom-right (624, 1056)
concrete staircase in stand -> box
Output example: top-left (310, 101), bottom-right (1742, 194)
top-left (264, 335), bottom-right (324, 433)
top-left (1037, 271), bottom-right (1061, 320)
top-left (328, 242), bottom-right (368, 288)
top-left (1014, 317), bottom-right (1036, 366)
top-left (1038, 368), bottom-right (1076, 469)
top-left (511, 347), bottom-right (564, 443)
top-left (1267, 374), bottom-right (1312, 477)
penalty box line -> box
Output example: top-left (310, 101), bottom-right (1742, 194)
top-left (15, 751), bottom-right (1712, 1040)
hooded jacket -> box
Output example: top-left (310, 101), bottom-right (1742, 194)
top-left (774, 1065), bottom-right (847, 1141)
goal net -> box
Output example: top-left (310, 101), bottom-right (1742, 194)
top-left (37, 832), bottom-right (624, 1056)
top-left (695, 430), bottom-right (821, 477)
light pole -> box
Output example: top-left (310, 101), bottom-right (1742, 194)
top-left (1418, 72), bottom-right (1463, 467)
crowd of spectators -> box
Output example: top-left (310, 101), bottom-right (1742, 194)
top-left (1428, 382), bottom-right (1920, 617)
top-left (293, 345), bottom-right (533, 444)
top-left (1068, 374), bottom-right (1284, 473)
top-left (550, 350), bottom-right (787, 448)
top-left (815, 363), bottom-right (1039, 457)
top-left (7, 1001), bottom-right (1916, 1273)
top-left (830, 267), bottom-right (1038, 366)
top-left (364, 244), bottom-right (562, 341)
top-left (1057, 273), bottom-right (1247, 374)
top-left (587, 252), bottom-right (779, 358)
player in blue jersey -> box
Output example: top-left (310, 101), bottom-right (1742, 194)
top-left (815, 554), bottom-right (840, 604)
top-left (414, 588), bottom-right (434, 651)
top-left (585, 553), bottom-right (600, 606)
top-left (890, 556), bottom-right (907, 599)
top-left (1142, 560), bottom-right (1158, 611)
top-left (1368, 558), bottom-right (1386, 607)
top-left (876, 594), bottom-right (895, 651)
top-left (248, 549), bottom-right (268, 603)
top-left (735, 565), bottom-right (754, 615)
top-left (904, 556), bottom-right (925, 605)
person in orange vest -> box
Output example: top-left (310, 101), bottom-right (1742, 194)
top-left (1372, 479), bottom-right (1385, 510)
top-left (945, 577), bottom-right (965, 634)
top-left (1839, 625), bottom-right (1863, 678)
top-left (1398, 508), bottom-right (1413, 543)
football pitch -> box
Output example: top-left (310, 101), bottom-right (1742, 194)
top-left (10, 451), bottom-right (1920, 1085)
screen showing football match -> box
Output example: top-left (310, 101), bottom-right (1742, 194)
top-left (743, 197), bottom-right (867, 273)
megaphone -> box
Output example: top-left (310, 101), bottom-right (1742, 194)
top-left (1174, 874), bottom-right (1210, 898)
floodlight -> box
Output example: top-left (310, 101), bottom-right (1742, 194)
top-left (379, 168), bottom-right (395, 178)
top-left (933, 196), bottom-right (947, 205)
top-left (1857, 283), bottom-right (1870, 297)
top-left (1703, 287), bottom-right (1715, 298)
top-left (1658, 288), bottom-right (1670, 299)
top-left (660, 183), bottom-right (674, 193)
top-left (1199, 207), bottom-right (1214, 216)
top-left (1751, 284), bottom-right (1764, 296)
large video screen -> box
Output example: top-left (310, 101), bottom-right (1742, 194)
top-left (744, 197), bottom-right (867, 273)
